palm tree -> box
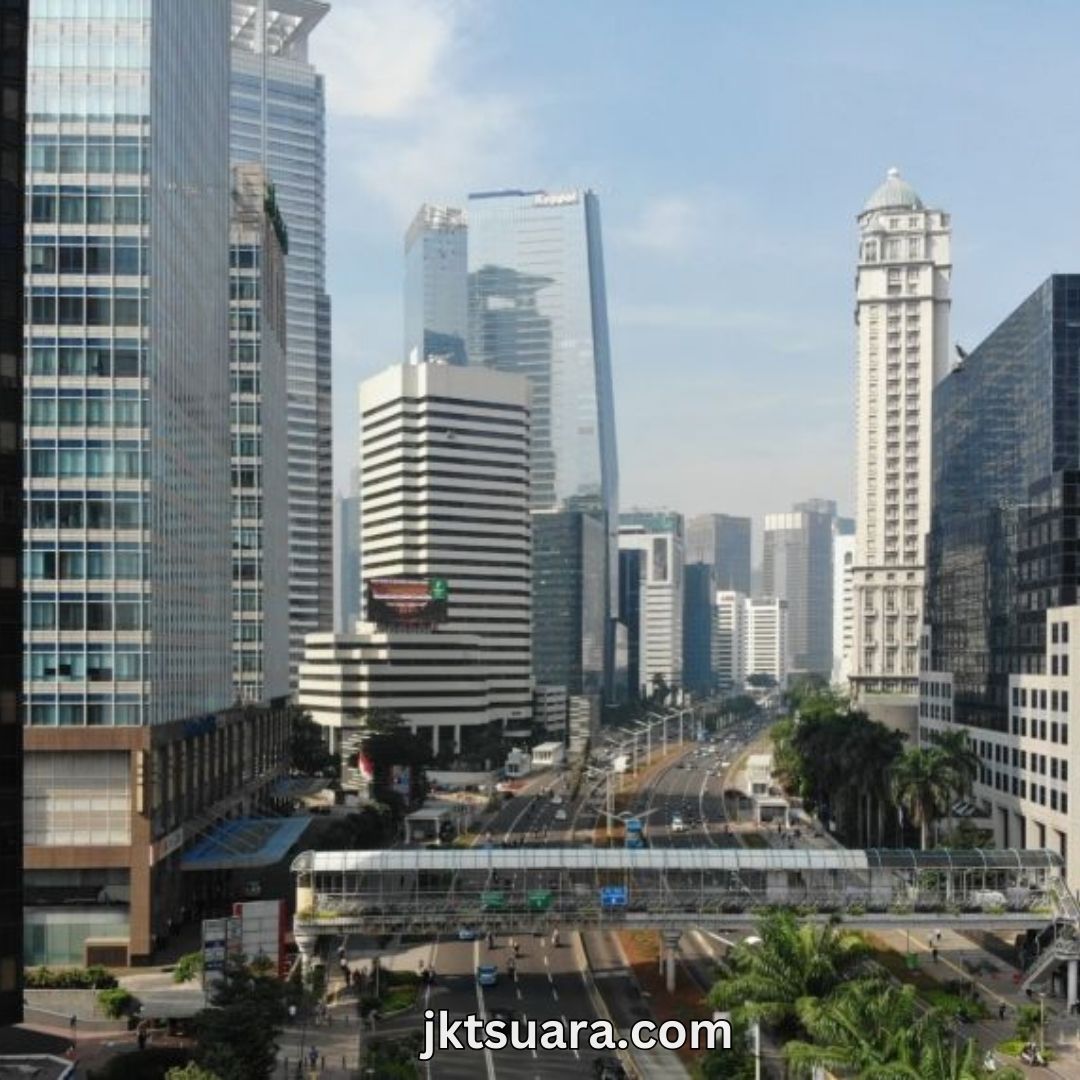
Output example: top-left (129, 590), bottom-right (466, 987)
top-left (891, 747), bottom-right (953, 850)
top-left (915, 1028), bottom-right (1023, 1080)
top-left (708, 911), bottom-right (868, 1035)
top-left (932, 728), bottom-right (981, 843)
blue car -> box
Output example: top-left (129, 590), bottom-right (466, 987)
top-left (476, 964), bottom-right (498, 987)
top-left (457, 926), bottom-right (479, 941)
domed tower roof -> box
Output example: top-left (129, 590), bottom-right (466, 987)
top-left (863, 167), bottom-right (923, 212)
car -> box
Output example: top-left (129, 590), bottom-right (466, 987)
top-left (550, 794), bottom-right (563, 805)
top-left (458, 927), bottom-right (479, 941)
top-left (476, 964), bottom-right (499, 987)
top-left (670, 816), bottom-right (686, 833)
top-left (555, 808), bottom-right (568, 822)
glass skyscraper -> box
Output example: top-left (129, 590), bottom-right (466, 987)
top-left (0, 0), bottom-right (26, 1028)
top-left (924, 275), bottom-right (1080, 733)
top-left (231, 1), bottom-right (333, 685)
top-left (404, 203), bottom-right (467, 366)
top-left (467, 189), bottom-right (619, 695)
top-left (24, 0), bottom-right (232, 730)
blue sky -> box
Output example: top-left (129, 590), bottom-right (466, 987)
top-left (312, 0), bottom-right (1080, 535)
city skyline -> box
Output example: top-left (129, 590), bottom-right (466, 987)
top-left (313, 1), bottom-right (1080, 528)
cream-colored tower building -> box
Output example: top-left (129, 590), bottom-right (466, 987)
top-left (851, 169), bottom-right (951, 704)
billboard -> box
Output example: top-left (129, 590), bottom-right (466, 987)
top-left (366, 576), bottom-right (449, 629)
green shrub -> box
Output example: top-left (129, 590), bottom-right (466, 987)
top-left (88, 1047), bottom-right (189, 1080)
top-left (26, 965), bottom-right (119, 990)
top-left (97, 988), bottom-right (135, 1019)
top-left (172, 952), bottom-right (203, 985)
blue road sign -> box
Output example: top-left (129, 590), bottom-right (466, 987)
top-left (601, 886), bottom-right (628, 908)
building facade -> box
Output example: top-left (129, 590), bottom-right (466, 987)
top-left (763, 500), bottom-right (835, 677)
top-left (231, 1), bottom-right (333, 686)
top-left (713, 590), bottom-right (748, 692)
top-left (617, 512), bottom-right (684, 695)
top-left (404, 203), bottom-right (467, 366)
top-left (21, 0), bottom-right (292, 968)
top-left (685, 513), bottom-right (751, 594)
top-left (0, 0), bottom-right (25, 1027)
top-left (467, 188), bottom-right (619, 696)
top-left (334, 490), bottom-right (360, 634)
top-left (531, 508), bottom-right (606, 698)
top-left (851, 168), bottom-right (951, 702)
top-left (682, 563), bottom-right (715, 696)
top-left (229, 163), bottom-right (289, 704)
top-left (617, 548), bottom-right (643, 701)
top-left (746, 597), bottom-right (788, 687)
top-left (300, 363), bottom-right (532, 757)
top-left (831, 527), bottom-right (856, 686)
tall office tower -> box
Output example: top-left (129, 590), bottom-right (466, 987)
top-left (746, 597), bottom-right (788, 687)
top-left (0, 0), bottom-right (25, 1029)
top-left (300, 363), bottom-right (532, 756)
top-left (230, 163), bottom-right (289, 703)
top-left (532, 508), bottom-right (606, 697)
top-left (617, 512), bottom-right (684, 695)
top-left (231, 1), bottom-right (333, 685)
top-left (334, 491), bottom-right (360, 633)
top-left (920, 276), bottom-right (1080, 867)
top-left (682, 563), bottom-right (715, 696)
top-left (713, 590), bottom-right (748, 692)
top-left (852, 169), bottom-right (951, 706)
top-left (831, 525), bottom-right (856, 686)
top-left (467, 188), bottom-right (619, 697)
top-left (763, 499), bottom-right (836, 677)
top-left (405, 204), bottom-right (467, 366)
top-left (617, 548), bottom-right (643, 700)
top-left (686, 514), bottom-right (752, 594)
top-left (21, 0), bottom-right (292, 968)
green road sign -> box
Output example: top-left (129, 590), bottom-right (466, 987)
top-left (481, 891), bottom-right (506, 911)
top-left (430, 577), bottom-right (449, 600)
top-left (528, 890), bottom-right (553, 911)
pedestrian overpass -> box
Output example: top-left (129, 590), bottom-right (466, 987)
top-left (291, 847), bottom-right (1072, 957)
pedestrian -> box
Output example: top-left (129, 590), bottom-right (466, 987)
top-left (932, 946), bottom-right (939, 963)
top-left (935, 928), bottom-right (943, 944)
top-left (137, 1028), bottom-right (147, 1051)
top-left (999, 1002), bottom-right (1007, 1021)
top-left (69, 1014), bottom-right (77, 1037)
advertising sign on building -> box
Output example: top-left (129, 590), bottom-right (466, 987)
top-left (233, 899), bottom-right (288, 978)
top-left (202, 915), bottom-right (242, 990)
top-left (366, 576), bottom-right (449, 629)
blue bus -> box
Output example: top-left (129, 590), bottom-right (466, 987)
top-left (625, 817), bottom-right (646, 849)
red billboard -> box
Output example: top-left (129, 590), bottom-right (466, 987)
top-left (366, 576), bottom-right (449, 629)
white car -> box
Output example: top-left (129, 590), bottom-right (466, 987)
top-left (554, 808), bottom-right (568, 822)
top-left (671, 816), bottom-right (686, 833)
top-left (550, 794), bottom-right (563, 805)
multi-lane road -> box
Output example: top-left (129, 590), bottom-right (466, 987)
top-left (338, 710), bottom-right (772, 1079)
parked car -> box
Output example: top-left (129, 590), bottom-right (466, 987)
top-left (476, 964), bottom-right (498, 987)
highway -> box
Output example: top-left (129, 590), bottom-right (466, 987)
top-left (338, 707), bottom-right (773, 1079)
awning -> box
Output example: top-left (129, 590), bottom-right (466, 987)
top-left (181, 817), bottom-right (312, 872)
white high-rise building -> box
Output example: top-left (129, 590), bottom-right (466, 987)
top-left (851, 168), bottom-right (951, 702)
top-left (832, 531), bottom-right (856, 686)
top-left (300, 363), bottom-right (532, 758)
top-left (746, 598), bottom-right (788, 687)
top-left (618, 513), bottom-right (684, 693)
top-left (714, 590), bottom-right (748, 691)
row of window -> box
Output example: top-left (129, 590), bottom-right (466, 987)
top-left (28, 395), bottom-right (144, 427)
top-left (26, 699), bottom-right (143, 728)
top-left (29, 340), bottom-right (144, 378)
top-left (25, 547), bottom-right (145, 581)
top-left (1010, 686), bottom-right (1070, 710)
top-left (26, 595), bottom-right (144, 631)
top-left (27, 493), bottom-right (142, 530)
top-left (26, 647), bottom-right (144, 682)
top-left (983, 767), bottom-right (1067, 813)
top-left (1010, 714), bottom-right (1070, 743)
top-left (29, 237), bottom-right (145, 276)
top-left (28, 289), bottom-right (144, 327)
top-left (28, 138), bottom-right (146, 175)
top-left (28, 444), bottom-right (143, 479)
top-left (30, 188), bottom-right (146, 226)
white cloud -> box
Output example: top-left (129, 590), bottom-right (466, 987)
top-left (312, 0), bottom-right (531, 221)
top-left (619, 195), bottom-right (700, 254)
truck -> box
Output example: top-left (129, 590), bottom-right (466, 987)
top-left (625, 817), bottom-right (646, 849)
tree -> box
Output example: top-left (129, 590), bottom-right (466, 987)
top-left (930, 728), bottom-right (981, 842)
top-left (746, 673), bottom-right (777, 689)
top-left (349, 710), bottom-right (433, 806)
top-left (167, 1065), bottom-right (222, 1080)
top-left (193, 958), bottom-right (286, 1080)
top-left (784, 978), bottom-right (923, 1077)
top-left (287, 707), bottom-right (335, 776)
top-left (891, 747), bottom-right (954, 849)
top-left (650, 673), bottom-right (673, 707)
top-left (708, 911), bottom-right (868, 1036)
top-left (173, 951), bottom-right (204, 984)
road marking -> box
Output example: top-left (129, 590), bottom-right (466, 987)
top-left (516, 985), bottom-right (523, 1001)
top-left (472, 940), bottom-right (497, 1080)
top-left (561, 1016), bottom-right (579, 1058)
top-left (552, 985), bottom-right (559, 1001)
top-left (543, 953), bottom-right (549, 967)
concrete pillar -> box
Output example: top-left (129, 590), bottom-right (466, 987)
top-left (661, 930), bottom-right (680, 993)
top-left (294, 926), bottom-right (318, 974)
top-left (1068, 958), bottom-right (1078, 1012)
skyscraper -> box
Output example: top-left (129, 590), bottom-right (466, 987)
top-left (300, 363), bottom-right (532, 757)
top-left (851, 168), bottom-right (951, 704)
top-left (334, 490), bottom-right (360, 633)
top-left (0, 0), bottom-right (25, 1028)
top-left (920, 275), bottom-right (1080, 863)
top-left (618, 512), bottom-right (684, 696)
top-left (714, 590), bottom-right (748, 691)
top-left (229, 163), bottom-right (290, 703)
top-left (763, 500), bottom-right (836, 677)
top-left (686, 514), bottom-right (751, 595)
top-left (404, 204), bottom-right (468, 366)
top-left (467, 188), bottom-right (619, 695)
top-left (682, 563), bottom-right (715, 696)
top-left (21, 0), bottom-right (289, 966)
top-left (231, 1), bottom-right (333, 685)
top-left (831, 522), bottom-right (856, 685)
top-left (746, 597), bottom-right (788, 687)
